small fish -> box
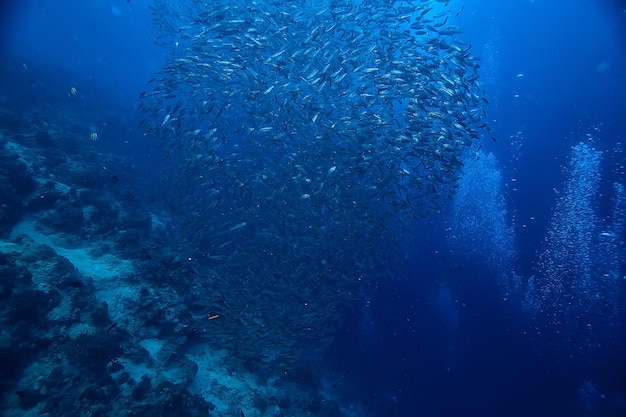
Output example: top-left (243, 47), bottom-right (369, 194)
top-left (229, 222), bottom-right (247, 231)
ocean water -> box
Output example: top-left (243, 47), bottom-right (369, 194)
top-left (1, 1), bottom-right (625, 416)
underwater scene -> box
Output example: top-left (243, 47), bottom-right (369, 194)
top-left (1, 0), bottom-right (625, 416)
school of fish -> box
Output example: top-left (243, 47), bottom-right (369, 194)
top-left (139, 0), bottom-right (492, 365)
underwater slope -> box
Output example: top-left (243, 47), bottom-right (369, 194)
top-left (0, 95), bottom-right (362, 416)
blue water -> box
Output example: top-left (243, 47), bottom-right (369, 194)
top-left (1, 0), bottom-right (625, 416)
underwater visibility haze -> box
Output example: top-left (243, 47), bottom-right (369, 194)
top-left (1, 0), bottom-right (625, 416)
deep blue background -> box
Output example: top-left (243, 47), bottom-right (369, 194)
top-left (2, 0), bottom-right (626, 415)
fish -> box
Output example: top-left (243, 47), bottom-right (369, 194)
top-left (228, 222), bottom-right (247, 231)
top-left (140, 0), bottom-right (492, 365)
top-left (107, 322), bottom-right (119, 333)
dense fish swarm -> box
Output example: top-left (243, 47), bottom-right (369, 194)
top-left (139, 0), bottom-right (490, 365)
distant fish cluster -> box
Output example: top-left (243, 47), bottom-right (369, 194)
top-left (139, 0), bottom-right (491, 364)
